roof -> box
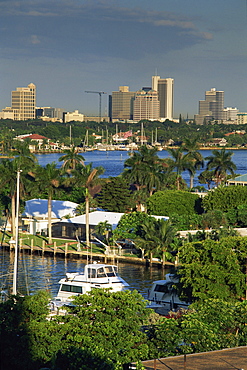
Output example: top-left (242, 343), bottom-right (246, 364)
top-left (59, 211), bottom-right (169, 229)
top-left (141, 346), bottom-right (247, 369)
top-left (227, 173), bottom-right (247, 183)
top-left (23, 199), bottom-right (78, 219)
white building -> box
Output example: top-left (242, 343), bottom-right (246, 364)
top-left (64, 110), bottom-right (84, 123)
top-left (152, 76), bottom-right (174, 120)
top-left (133, 89), bottom-right (160, 121)
top-left (237, 113), bottom-right (247, 125)
top-left (11, 83), bottom-right (36, 120)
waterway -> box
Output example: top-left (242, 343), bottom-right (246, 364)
top-left (1, 149), bottom-right (247, 298)
top-left (35, 149), bottom-right (247, 188)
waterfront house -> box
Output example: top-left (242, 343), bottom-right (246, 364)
top-left (22, 199), bottom-right (78, 235)
top-left (51, 210), bottom-right (169, 242)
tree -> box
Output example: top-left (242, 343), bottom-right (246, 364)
top-left (178, 237), bottom-right (246, 302)
top-left (34, 162), bottom-right (61, 243)
top-left (166, 147), bottom-right (194, 190)
top-left (123, 145), bottom-right (165, 198)
top-left (72, 163), bottom-right (105, 247)
top-left (183, 138), bottom-right (204, 188)
top-left (146, 190), bottom-right (201, 217)
top-left (154, 219), bottom-right (177, 267)
top-left (134, 218), bottom-right (159, 262)
top-left (205, 148), bottom-right (237, 185)
top-left (96, 177), bottom-right (134, 212)
top-left (202, 185), bottom-right (247, 213)
top-left (113, 211), bottom-right (155, 241)
top-left (94, 220), bottom-right (113, 245)
top-left (198, 169), bottom-right (215, 189)
top-left (59, 145), bottom-right (85, 171)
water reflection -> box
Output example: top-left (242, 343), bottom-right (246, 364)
top-left (0, 249), bottom-right (170, 299)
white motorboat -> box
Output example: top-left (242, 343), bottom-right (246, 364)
top-left (54, 262), bottom-right (129, 303)
top-left (147, 273), bottom-right (189, 314)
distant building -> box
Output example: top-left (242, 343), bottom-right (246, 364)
top-left (152, 76), bottom-right (174, 120)
top-left (110, 86), bottom-right (136, 121)
top-left (223, 107), bottom-right (239, 122)
top-left (133, 89), bottom-right (160, 121)
top-left (36, 107), bottom-right (64, 121)
top-left (15, 133), bottom-right (59, 151)
top-left (237, 113), bottom-right (247, 125)
top-left (63, 110), bottom-right (84, 123)
top-left (11, 83), bottom-right (36, 120)
top-left (0, 107), bottom-right (18, 120)
top-left (194, 88), bottom-right (225, 124)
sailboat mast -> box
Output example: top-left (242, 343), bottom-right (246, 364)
top-left (13, 169), bottom-right (21, 295)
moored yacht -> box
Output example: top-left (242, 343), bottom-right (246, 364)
top-left (147, 273), bottom-right (189, 314)
top-left (54, 262), bottom-right (129, 303)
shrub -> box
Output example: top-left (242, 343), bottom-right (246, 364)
top-left (146, 190), bottom-right (202, 217)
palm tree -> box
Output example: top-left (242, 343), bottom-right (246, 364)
top-left (72, 163), bottom-right (105, 247)
top-left (155, 219), bottom-right (176, 268)
top-left (34, 162), bottom-right (61, 243)
top-left (205, 148), bottom-right (237, 185)
top-left (134, 218), bottom-right (160, 264)
top-left (59, 146), bottom-right (85, 171)
top-left (183, 138), bottom-right (204, 189)
top-left (166, 147), bottom-right (194, 190)
top-left (123, 145), bottom-right (165, 204)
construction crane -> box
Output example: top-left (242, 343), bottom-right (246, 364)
top-left (85, 91), bottom-right (107, 123)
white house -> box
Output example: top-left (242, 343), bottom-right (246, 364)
top-left (22, 199), bottom-right (78, 235)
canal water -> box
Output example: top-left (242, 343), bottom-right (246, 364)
top-left (1, 149), bottom-right (247, 298)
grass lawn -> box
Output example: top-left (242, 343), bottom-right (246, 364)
top-left (0, 231), bottom-right (105, 254)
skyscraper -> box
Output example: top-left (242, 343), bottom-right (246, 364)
top-left (11, 83), bottom-right (36, 120)
top-left (194, 88), bottom-right (225, 124)
top-left (152, 76), bottom-right (174, 120)
top-left (110, 86), bottom-right (136, 121)
top-left (133, 89), bottom-right (160, 121)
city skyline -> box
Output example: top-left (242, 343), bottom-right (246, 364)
top-left (0, 0), bottom-right (246, 117)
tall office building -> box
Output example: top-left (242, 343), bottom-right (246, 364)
top-left (11, 83), bottom-right (36, 120)
top-left (194, 88), bottom-right (225, 124)
top-left (110, 86), bottom-right (136, 121)
top-left (152, 76), bottom-right (174, 120)
top-left (133, 89), bottom-right (160, 121)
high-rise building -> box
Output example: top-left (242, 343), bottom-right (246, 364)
top-left (11, 83), bottom-right (36, 120)
top-left (110, 86), bottom-right (136, 121)
top-left (133, 89), bottom-right (160, 121)
top-left (152, 76), bottom-right (174, 120)
top-left (194, 88), bottom-right (225, 124)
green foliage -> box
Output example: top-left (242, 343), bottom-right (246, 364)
top-left (202, 185), bottom-right (247, 212)
top-left (146, 190), bottom-right (201, 216)
top-left (96, 176), bottom-right (134, 212)
top-left (0, 289), bottom-right (151, 370)
top-left (113, 211), bottom-right (155, 240)
top-left (178, 237), bottom-right (246, 302)
top-left (148, 299), bottom-right (247, 358)
top-left (170, 213), bottom-right (203, 230)
top-left (201, 209), bottom-right (228, 229)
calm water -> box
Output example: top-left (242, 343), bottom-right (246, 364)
top-left (36, 149), bottom-right (247, 188)
top-left (1, 149), bottom-right (247, 297)
top-left (0, 249), bottom-right (169, 299)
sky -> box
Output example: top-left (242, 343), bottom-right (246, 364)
top-left (0, 0), bottom-right (246, 118)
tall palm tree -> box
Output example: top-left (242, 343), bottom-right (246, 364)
top-left (123, 145), bottom-right (165, 202)
top-left (34, 162), bottom-right (61, 243)
top-left (72, 163), bottom-right (105, 247)
top-left (134, 218), bottom-right (158, 264)
top-left (205, 148), bottom-right (237, 185)
top-left (166, 147), bottom-right (194, 190)
top-left (183, 138), bottom-right (204, 189)
top-left (59, 146), bottom-right (85, 171)
top-left (155, 219), bottom-right (176, 268)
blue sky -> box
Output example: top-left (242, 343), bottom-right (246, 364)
top-left (0, 0), bottom-right (246, 118)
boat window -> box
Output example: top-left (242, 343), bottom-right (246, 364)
top-left (88, 268), bottom-right (97, 278)
top-left (154, 283), bottom-right (174, 293)
top-left (113, 266), bottom-right (119, 276)
top-left (105, 266), bottom-right (115, 277)
top-left (71, 286), bottom-right (82, 294)
top-left (96, 267), bottom-right (107, 278)
top-left (61, 284), bottom-right (82, 294)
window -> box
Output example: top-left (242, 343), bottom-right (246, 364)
top-left (61, 284), bottom-right (82, 294)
